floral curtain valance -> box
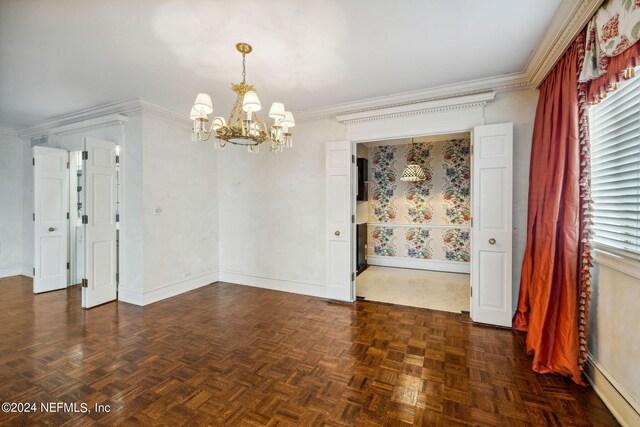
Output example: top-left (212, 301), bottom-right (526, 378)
top-left (579, 0), bottom-right (640, 82)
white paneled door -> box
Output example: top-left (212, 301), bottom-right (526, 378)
top-left (83, 138), bottom-right (118, 308)
top-left (326, 140), bottom-right (354, 301)
top-left (471, 123), bottom-right (513, 327)
top-left (33, 147), bottom-right (69, 294)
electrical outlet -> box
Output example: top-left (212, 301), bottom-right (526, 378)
top-left (154, 207), bottom-right (162, 216)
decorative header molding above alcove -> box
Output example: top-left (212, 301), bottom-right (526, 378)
top-left (338, 93), bottom-right (494, 142)
top-left (336, 92), bottom-right (495, 125)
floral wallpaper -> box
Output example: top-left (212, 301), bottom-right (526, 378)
top-left (370, 145), bottom-right (398, 222)
top-left (368, 138), bottom-right (471, 264)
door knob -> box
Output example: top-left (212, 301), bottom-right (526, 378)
top-left (335, 230), bottom-right (340, 236)
top-left (488, 238), bottom-right (496, 245)
top-left (48, 227), bottom-right (56, 232)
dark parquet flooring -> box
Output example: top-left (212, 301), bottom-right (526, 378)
top-left (0, 275), bottom-right (618, 426)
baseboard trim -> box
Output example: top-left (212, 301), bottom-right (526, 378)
top-left (0, 264), bottom-right (23, 279)
top-left (218, 270), bottom-right (338, 300)
top-left (118, 271), bottom-right (219, 306)
top-left (118, 287), bottom-right (144, 306)
top-left (367, 255), bottom-right (470, 274)
top-left (584, 353), bottom-right (640, 427)
top-left (20, 264), bottom-right (33, 278)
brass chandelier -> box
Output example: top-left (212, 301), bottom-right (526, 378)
top-left (190, 42), bottom-right (295, 153)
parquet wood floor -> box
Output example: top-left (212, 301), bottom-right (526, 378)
top-left (0, 275), bottom-right (618, 426)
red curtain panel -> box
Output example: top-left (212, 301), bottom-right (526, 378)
top-left (513, 35), bottom-right (585, 386)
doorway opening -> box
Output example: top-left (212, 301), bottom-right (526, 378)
top-left (354, 133), bottom-right (472, 313)
top-left (33, 138), bottom-right (119, 309)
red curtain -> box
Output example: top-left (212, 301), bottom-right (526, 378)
top-left (513, 35), bottom-right (585, 385)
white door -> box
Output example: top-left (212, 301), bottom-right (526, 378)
top-left (471, 123), bottom-right (513, 327)
top-left (326, 140), bottom-right (354, 301)
top-left (82, 137), bottom-right (118, 308)
top-left (33, 147), bottom-right (69, 293)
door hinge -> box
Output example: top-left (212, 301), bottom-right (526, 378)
top-left (67, 262), bottom-right (70, 270)
top-left (470, 287), bottom-right (473, 297)
top-left (116, 213), bottom-right (120, 222)
top-left (351, 272), bottom-right (355, 281)
top-left (115, 155), bottom-right (120, 164)
top-left (352, 214), bottom-right (355, 223)
top-left (82, 151), bottom-right (88, 160)
top-left (352, 154), bottom-right (355, 164)
top-left (116, 272), bottom-right (119, 285)
top-left (66, 212), bottom-right (70, 220)
top-left (471, 145), bottom-right (474, 156)
top-left (32, 158), bottom-right (35, 166)
top-left (67, 161), bottom-right (70, 169)
top-left (81, 278), bottom-right (88, 288)
top-left (82, 215), bottom-right (88, 224)
top-left (33, 268), bottom-right (35, 276)
top-left (32, 213), bottom-right (35, 221)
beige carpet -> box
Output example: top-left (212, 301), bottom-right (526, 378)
top-left (356, 266), bottom-right (470, 313)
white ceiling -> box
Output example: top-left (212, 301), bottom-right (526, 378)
top-left (0, 0), bottom-right (561, 129)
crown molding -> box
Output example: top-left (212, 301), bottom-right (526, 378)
top-left (336, 92), bottom-right (496, 125)
top-left (524, 0), bottom-right (603, 87)
top-left (296, 0), bottom-right (601, 122)
top-left (296, 73), bottom-right (529, 122)
top-left (12, 1), bottom-right (602, 131)
top-left (0, 127), bottom-right (19, 138)
top-left (18, 97), bottom-right (189, 138)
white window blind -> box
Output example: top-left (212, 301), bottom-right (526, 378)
top-left (589, 74), bottom-right (640, 255)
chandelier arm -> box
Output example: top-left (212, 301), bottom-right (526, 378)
top-left (198, 129), bottom-right (214, 142)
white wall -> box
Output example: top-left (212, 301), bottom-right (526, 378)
top-left (0, 130), bottom-right (24, 277)
top-left (484, 89), bottom-right (538, 306)
top-left (588, 252), bottom-right (640, 424)
top-left (218, 89), bottom-right (539, 301)
top-left (21, 135), bottom-right (33, 276)
top-left (140, 113), bottom-right (219, 304)
top-left (42, 117), bottom-right (145, 297)
top-left (219, 118), bottom-right (345, 288)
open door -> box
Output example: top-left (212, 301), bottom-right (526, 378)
top-left (471, 123), bottom-right (513, 327)
top-left (326, 140), bottom-right (354, 301)
top-left (33, 146), bottom-right (69, 294)
top-left (82, 137), bottom-right (117, 308)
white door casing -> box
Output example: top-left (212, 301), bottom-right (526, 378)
top-left (471, 123), bottom-right (513, 327)
top-left (83, 137), bottom-right (118, 308)
top-left (33, 146), bottom-right (69, 294)
top-left (326, 140), bottom-right (354, 301)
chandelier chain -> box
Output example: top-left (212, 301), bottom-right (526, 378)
top-left (242, 53), bottom-right (246, 84)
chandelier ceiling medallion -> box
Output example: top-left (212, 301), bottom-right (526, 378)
top-left (190, 42), bottom-right (295, 153)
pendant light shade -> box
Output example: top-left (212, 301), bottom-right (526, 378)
top-left (194, 93), bottom-right (213, 115)
top-left (400, 164), bottom-right (426, 182)
top-left (268, 102), bottom-right (286, 119)
top-left (281, 111), bottom-right (295, 128)
top-left (242, 90), bottom-right (262, 112)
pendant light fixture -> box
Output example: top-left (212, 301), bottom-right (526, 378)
top-left (190, 42), bottom-right (295, 153)
top-left (400, 164), bottom-right (427, 182)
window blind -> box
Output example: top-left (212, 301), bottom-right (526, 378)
top-left (589, 74), bottom-right (640, 255)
